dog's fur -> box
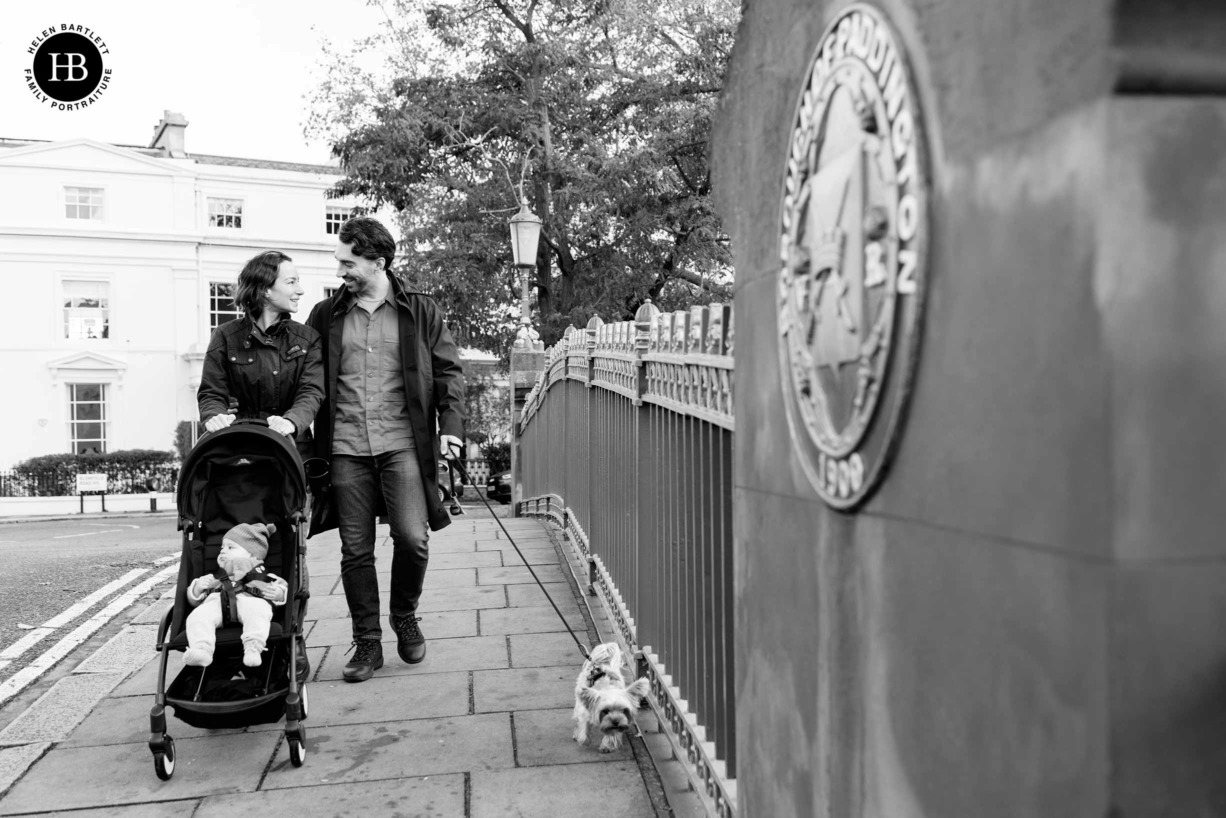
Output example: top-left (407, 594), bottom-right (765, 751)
top-left (572, 642), bottom-right (650, 752)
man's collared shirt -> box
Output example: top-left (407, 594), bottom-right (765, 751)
top-left (332, 290), bottom-right (416, 456)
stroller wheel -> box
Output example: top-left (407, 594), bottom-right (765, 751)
top-left (287, 725), bottom-right (307, 767)
top-left (153, 735), bottom-right (176, 780)
top-left (300, 684), bottom-right (309, 720)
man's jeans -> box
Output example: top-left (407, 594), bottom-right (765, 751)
top-left (332, 450), bottom-right (430, 641)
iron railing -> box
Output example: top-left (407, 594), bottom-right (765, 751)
top-left (517, 301), bottom-right (736, 818)
top-left (0, 463), bottom-right (180, 497)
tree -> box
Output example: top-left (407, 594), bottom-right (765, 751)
top-left (309, 0), bottom-right (738, 352)
top-left (463, 365), bottom-right (511, 446)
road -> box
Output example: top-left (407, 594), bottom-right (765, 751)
top-left (0, 515), bottom-right (181, 697)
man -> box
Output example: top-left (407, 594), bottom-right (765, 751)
top-left (307, 216), bottom-right (465, 683)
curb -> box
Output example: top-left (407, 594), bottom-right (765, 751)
top-left (0, 511), bottom-right (179, 526)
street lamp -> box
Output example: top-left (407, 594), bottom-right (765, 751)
top-left (509, 198), bottom-right (542, 349)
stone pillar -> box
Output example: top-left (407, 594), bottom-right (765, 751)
top-left (509, 346), bottom-right (544, 517)
top-left (712, 1), bottom-right (1226, 816)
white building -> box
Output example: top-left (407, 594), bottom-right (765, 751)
top-left (0, 111), bottom-right (386, 468)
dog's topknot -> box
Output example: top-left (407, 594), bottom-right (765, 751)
top-left (588, 642), bottom-right (622, 667)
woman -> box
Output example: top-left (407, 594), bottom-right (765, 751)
top-left (197, 251), bottom-right (322, 682)
top-left (197, 250), bottom-right (324, 457)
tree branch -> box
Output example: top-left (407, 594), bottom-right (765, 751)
top-left (664, 267), bottom-right (732, 297)
top-left (489, 0), bottom-right (533, 40)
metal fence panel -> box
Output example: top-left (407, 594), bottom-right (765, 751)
top-left (517, 302), bottom-right (736, 817)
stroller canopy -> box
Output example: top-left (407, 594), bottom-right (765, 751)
top-left (177, 423), bottom-right (306, 525)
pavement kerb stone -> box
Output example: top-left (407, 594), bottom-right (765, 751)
top-left (0, 511), bottom-right (179, 526)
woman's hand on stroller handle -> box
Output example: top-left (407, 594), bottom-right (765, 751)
top-left (204, 414), bottom-right (235, 433)
top-left (266, 415), bottom-right (295, 437)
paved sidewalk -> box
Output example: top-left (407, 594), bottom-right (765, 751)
top-left (0, 505), bottom-right (686, 816)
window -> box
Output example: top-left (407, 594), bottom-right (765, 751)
top-left (69, 383), bottom-right (107, 454)
top-left (325, 205), bottom-right (349, 235)
top-left (323, 286), bottom-right (339, 299)
top-left (208, 197), bottom-right (243, 229)
top-left (209, 282), bottom-right (242, 331)
top-left (65, 186), bottom-right (104, 220)
top-left (63, 280), bottom-right (110, 339)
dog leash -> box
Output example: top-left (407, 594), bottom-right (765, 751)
top-left (447, 451), bottom-right (591, 661)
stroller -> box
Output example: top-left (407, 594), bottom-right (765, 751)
top-left (149, 419), bottom-right (310, 779)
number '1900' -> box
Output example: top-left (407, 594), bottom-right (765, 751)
top-left (818, 452), bottom-right (865, 500)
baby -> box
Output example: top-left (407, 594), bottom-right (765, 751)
top-left (183, 522), bottom-right (288, 668)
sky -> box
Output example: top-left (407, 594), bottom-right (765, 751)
top-left (1, 0), bottom-right (391, 164)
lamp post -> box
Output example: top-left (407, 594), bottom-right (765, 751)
top-left (508, 198), bottom-right (542, 349)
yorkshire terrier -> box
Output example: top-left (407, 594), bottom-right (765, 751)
top-left (572, 642), bottom-right (650, 752)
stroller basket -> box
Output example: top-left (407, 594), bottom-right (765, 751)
top-left (165, 642), bottom-right (294, 729)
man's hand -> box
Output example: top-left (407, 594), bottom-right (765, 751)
top-left (204, 414), bottom-right (235, 433)
top-left (267, 415), bottom-right (296, 437)
top-left (440, 434), bottom-right (463, 460)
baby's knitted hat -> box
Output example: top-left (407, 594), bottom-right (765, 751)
top-left (222, 522), bottom-right (276, 562)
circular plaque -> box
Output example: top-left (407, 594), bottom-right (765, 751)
top-left (778, 4), bottom-right (929, 509)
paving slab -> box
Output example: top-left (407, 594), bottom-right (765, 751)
top-left (306, 610), bottom-right (477, 647)
top-left (477, 537), bottom-right (555, 551)
top-left (0, 743), bottom-right (49, 803)
top-left (471, 762), bottom-right (654, 817)
top-left (364, 567), bottom-right (478, 590)
top-left (0, 733), bottom-right (279, 814)
top-left (479, 605), bottom-right (586, 636)
top-left (193, 775), bottom-right (465, 817)
top-left (0, 672), bottom-right (126, 746)
top-left (425, 550), bottom-right (503, 570)
top-left (424, 538), bottom-right (479, 554)
top-left (60, 691), bottom-right (245, 748)
top-left (492, 546), bottom-right (567, 566)
top-left (308, 573), bottom-right (341, 595)
top-left (293, 672), bottom-right (470, 726)
top-left (309, 583), bottom-right (509, 620)
top-left (416, 567), bottom-right (477, 588)
top-left (315, 635), bottom-right (509, 681)
top-left (474, 666), bottom-right (574, 713)
top-left (260, 714), bottom-right (513, 789)
top-left (477, 565), bottom-right (568, 585)
top-left (513, 707), bottom-right (633, 766)
top-left (419, 585), bottom-right (508, 612)
top-left (482, 520), bottom-right (548, 531)
top-left (509, 632), bottom-right (588, 669)
top-left (303, 560), bottom-right (339, 577)
top-left (307, 591), bottom-right (389, 621)
top-left (507, 581), bottom-right (582, 610)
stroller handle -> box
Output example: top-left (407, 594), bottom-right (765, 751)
top-left (230, 418), bottom-right (270, 427)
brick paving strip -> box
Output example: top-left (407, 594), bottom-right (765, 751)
top-left (0, 509), bottom-right (703, 816)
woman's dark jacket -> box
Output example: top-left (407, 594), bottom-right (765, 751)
top-left (197, 316), bottom-right (325, 456)
top-left (305, 274), bottom-right (465, 533)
